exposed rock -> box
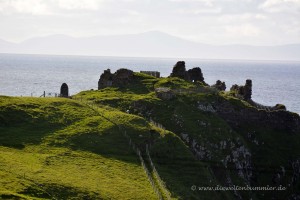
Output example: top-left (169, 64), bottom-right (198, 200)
top-left (213, 80), bottom-right (226, 91)
top-left (179, 131), bottom-right (213, 161)
top-left (248, 99), bottom-right (287, 112)
top-left (155, 87), bottom-right (175, 100)
top-left (214, 99), bottom-right (300, 133)
top-left (98, 68), bottom-right (134, 89)
top-left (197, 103), bottom-right (216, 113)
top-left (60, 83), bottom-right (69, 97)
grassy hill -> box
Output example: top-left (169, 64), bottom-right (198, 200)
top-left (0, 97), bottom-right (158, 199)
top-left (1, 72), bottom-right (300, 199)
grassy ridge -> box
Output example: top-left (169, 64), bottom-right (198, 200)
top-left (1, 73), bottom-right (299, 199)
top-left (0, 146), bottom-right (155, 200)
top-left (73, 74), bottom-right (300, 199)
top-left (0, 95), bottom-right (223, 199)
top-left (0, 96), bottom-right (157, 199)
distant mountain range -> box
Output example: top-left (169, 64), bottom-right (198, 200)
top-left (1, 31), bottom-right (299, 61)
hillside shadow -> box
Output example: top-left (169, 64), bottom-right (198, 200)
top-left (0, 123), bottom-right (63, 150)
top-left (60, 131), bottom-right (143, 165)
top-left (118, 83), bottom-right (151, 94)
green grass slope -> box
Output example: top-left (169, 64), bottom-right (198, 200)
top-left (74, 73), bottom-right (300, 200)
top-left (0, 96), bottom-right (157, 200)
top-left (0, 95), bottom-right (227, 200)
top-left (1, 73), bottom-right (300, 200)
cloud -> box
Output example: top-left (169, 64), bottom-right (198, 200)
top-left (57, 0), bottom-right (101, 11)
top-left (259, 0), bottom-right (300, 13)
top-left (175, 7), bottom-right (222, 14)
top-left (0, 0), bottom-right (103, 15)
top-left (169, 0), bottom-right (213, 6)
top-left (0, 0), bottom-right (50, 15)
top-left (218, 13), bottom-right (267, 23)
top-left (169, 0), bottom-right (221, 14)
top-left (0, 0), bottom-right (299, 45)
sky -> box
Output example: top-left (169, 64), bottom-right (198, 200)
top-left (0, 0), bottom-right (299, 45)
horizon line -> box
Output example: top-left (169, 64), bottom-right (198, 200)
top-left (1, 52), bottom-right (300, 63)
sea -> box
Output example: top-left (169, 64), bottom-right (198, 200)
top-left (0, 53), bottom-right (300, 114)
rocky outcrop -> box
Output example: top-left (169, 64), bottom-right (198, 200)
top-left (225, 80), bottom-right (297, 131)
top-left (155, 87), bottom-right (175, 100)
top-left (98, 68), bottom-right (134, 89)
top-left (230, 79), bottom-right (252, 100)
top-left (213, 100), bottom-right (300, 133)
top-left (170, 61), bottom-right (205, 84)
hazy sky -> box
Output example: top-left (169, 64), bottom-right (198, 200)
top-left (0, 0), bottom-right (299, 45)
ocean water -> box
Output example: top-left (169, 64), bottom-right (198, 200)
top-left (0, 53), bottom-right (300, 114)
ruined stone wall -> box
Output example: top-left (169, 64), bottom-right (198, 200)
top-left (140, 71), bottom-right (160, 78)
top-left (230, 79), bottom-right (252, 100)
top-left (213, 80), bottom-right (226, 91)
top-left (170, 61), bottom-right (206, 84)
top-left (98, 68), bottom-right (134, 89)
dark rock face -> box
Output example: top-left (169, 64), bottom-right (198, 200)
top-left (227, 80), bottom-right (296, 130)
top-left (214, 100), bottom-right (300, 133)
top-left (60, 83), bottom-right (69, 97)
top-left (98, 68), bottom-right (134, 89)
top-left (170, 61), bottom-right (205, 83)
top-left (213, 80), bottom-right (226, 91)
top-left (230, 79), bottom-right (252, 100)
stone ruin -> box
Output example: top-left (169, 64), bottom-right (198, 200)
top-left (140, 71), bottom-right (160, 78)
top-left (229, 79), bottom-right (289, 112)
top-left (60, 83), bottom-right (69, 97)
top-left (213, 80), bottom-right (226, 91)
top-left (98, 68), bottom-right (134, 89)
top-left (230, 79), bottom-right (252, 100)
top-left (170, 61), bottom-right (205, 83)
